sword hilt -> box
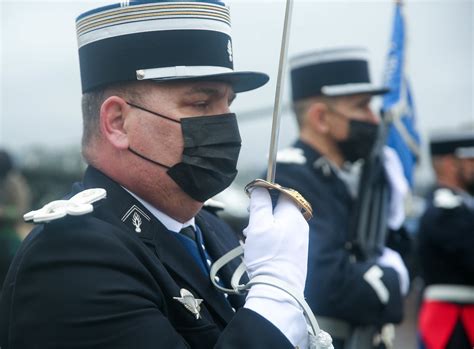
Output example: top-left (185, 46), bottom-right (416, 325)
top-left (245, 179), bottom-right (313, 221)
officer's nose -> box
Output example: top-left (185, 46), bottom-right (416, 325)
top-left (366, 109), bottom-right (380, 125)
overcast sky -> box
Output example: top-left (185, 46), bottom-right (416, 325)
top-left (1, 0), bottom-right (473, 182)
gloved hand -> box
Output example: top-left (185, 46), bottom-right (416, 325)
top-left (377, 247), bottom-right (410, 296)
top-left (243, 187), bottom-right (309, 295)
top-left (243, 187), bottom-right (309, 347)
top-left (383, 146), bottom-right (409, 230)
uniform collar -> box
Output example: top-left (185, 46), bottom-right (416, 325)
top-left (295, 139), bottom-right (360, 197)
top-left (123, 187), bottom-right (195, 233)
top-left (333, 162), bottom-right (362, 199)
top-left (294, 140), bottom-right (362, 186)
top-left (80, 166), bottom-right (237, 323)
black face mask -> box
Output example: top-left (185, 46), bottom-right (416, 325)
top-left (335, 119), bottom-right (379, 163)
top-left (127, 102), bottom-right (242, 202)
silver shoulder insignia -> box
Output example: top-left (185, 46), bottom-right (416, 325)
top-left (23, 188), bottom-right (107, 223)
top-left (276, 147), bottom-right (307, 165)
top-left (433, 188), bottom-right (462, 209)
top-left (173, 288), bottom-right (203, 319)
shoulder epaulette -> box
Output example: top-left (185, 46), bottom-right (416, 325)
top-left (23, 188), bottom-right (107, 223)
top-left (276, 147), bottom-right (307, 165)
top-left (433, 188), bottom-right (462, 209)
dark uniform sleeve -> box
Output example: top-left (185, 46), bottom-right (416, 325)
top-left (1, 219), bottom-right (190, 349)
top-left (306, 201), bottom-right (403, 325)
top-left (276, 164), bottom-right (403, 327)
top-left (418, 190), bottom-right (474, 285)
top-left (422, 205), bottom-right (474, 274)
top-left (218, 309), bottom-right (294, 348)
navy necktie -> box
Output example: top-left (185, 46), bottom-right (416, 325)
top-left (180, 225), bottom-right (197, 241)
top-left (177, 225), bottom-right (232, 306)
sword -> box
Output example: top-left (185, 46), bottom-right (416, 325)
top-left (244, 0), bottom-right (312, 220)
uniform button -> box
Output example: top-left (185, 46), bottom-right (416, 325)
top-left (214, 276), bottom-right (220, 282)
top-left (231, 307), bottom-right (236, 312)
top-left (224, 293), bottom-right (228, 298)
top-left (206, 259), bottom-right (212, 266)
top-left (136, 69), bottom-right (145, 80)
top-left (201, 243), bottom-right (206, 250)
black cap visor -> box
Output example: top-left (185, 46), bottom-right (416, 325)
top-left (149, 70), bottom-right (269, 93)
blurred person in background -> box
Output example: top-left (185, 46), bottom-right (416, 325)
top-left (0, 149), bottom-right (31, 292)
top-left (417, 130), bottom-right (474, 349)
top-left (272, 47), bottom-right (410, 349)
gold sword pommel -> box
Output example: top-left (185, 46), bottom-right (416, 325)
top-left (244, 179), bottom-right (313, 221)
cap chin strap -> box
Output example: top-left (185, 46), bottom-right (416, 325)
top-left (210, 245), bottom-right (334, 349)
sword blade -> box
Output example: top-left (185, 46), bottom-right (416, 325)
top-left (266, 0), bottom-right (294, 183)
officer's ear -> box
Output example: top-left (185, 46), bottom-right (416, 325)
top-left (306, 102), bottom-right (330, 134)
top-left (100, 96), bottom-right (130, 150)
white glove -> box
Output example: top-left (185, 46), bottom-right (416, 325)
top-left (243, 187), bottom-right (309, 348)
top-left (383, 146), bottom-right (409, 230)
top-left (377, 247), bottom-right (410, 296)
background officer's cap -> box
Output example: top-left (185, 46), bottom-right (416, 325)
top-left (290, 47), bottom-right (389, 101)
top-left (430, 130), bottom-right (474, 158)
top-left (76, 0), bottom-right (269, 93)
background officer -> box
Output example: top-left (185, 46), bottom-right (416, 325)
top-left (0, 149), bottom-right (30, 292)
top-left (0, 1), bottom-right (312, 348)
top-left (417, 130), bottom-right (474, 349)
top-left (273, 47), bottom-right (410, 349)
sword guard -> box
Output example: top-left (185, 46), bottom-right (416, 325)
top-left (244, 179), bottom-right (313, 221)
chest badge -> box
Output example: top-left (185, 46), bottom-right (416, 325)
top-left (121, 205), bottom-right (150, 233)
top-left (173, 288), bottom-right (203, 320)
top-left (132, 212), bottom-right (142, 233)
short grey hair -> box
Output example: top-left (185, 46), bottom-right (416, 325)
top-left (81, 82), bottom-right (146, 161)
top-left (81, 88), bottom-right (105, 150)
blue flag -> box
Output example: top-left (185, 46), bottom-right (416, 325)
top-left (382, 2), bottom-right (421, 187)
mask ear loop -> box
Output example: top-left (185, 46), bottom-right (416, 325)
top-left (126, 101), bottom-right (181, 169)
top-left (326, 105), bottom-right (351, 121)
top-left (127, 147), bottom-right (172, 169)
top-left (126, 102), bottom-right (181, 124)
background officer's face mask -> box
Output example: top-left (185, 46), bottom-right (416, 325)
top-left (337, 120), bottom-right (379, 163)
top-left (328, 108), bottom-right (379, 163)
top-left (126, 102), bottom-right (242, 202)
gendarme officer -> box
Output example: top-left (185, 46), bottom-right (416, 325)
top-left (273, 47), bottom-right (410, 349)
top-left (417, 130), bottom-right (474, 349)
top-left (0, 1), bottom-right (312, 348)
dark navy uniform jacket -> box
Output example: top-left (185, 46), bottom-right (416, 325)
top-left (417, 186), bottom-right (474, 349)
top-left (274, 141), bottom-right (403, 330)
top-left (0, 166), bottom-right (293, 349)
top-left (418, 186), bottom-right (474, 287)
